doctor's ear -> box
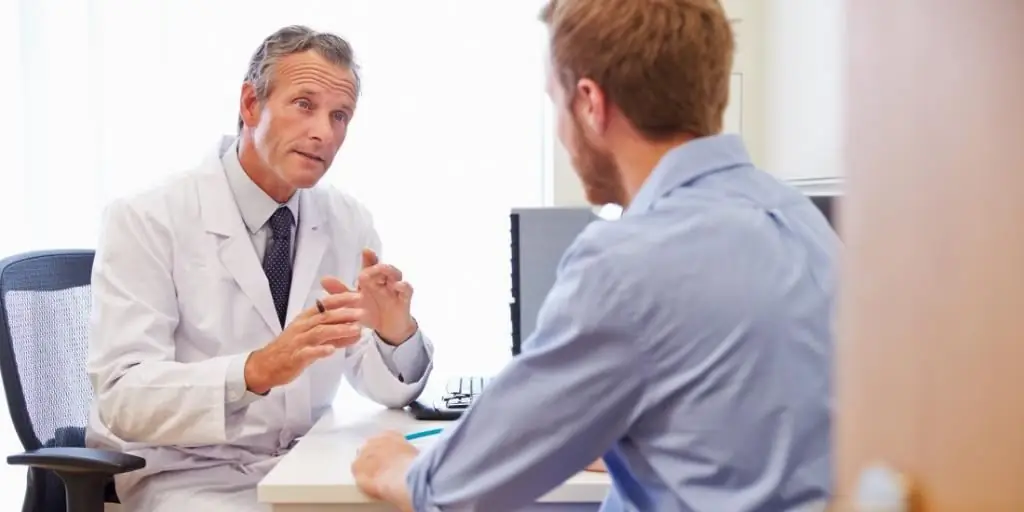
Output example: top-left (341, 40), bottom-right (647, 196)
top-left (239, 82), bottom-right (262, 130)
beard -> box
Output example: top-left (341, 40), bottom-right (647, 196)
top-left (568, 114), bottom-right (626, 207)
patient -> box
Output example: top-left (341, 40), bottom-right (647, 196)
top-left (351, 1), bottom-right (839, 511)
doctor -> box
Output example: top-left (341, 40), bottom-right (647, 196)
top-left (85, 25), bottom-right (434, 511)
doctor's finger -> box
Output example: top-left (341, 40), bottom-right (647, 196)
top-left (309, 291), bottom-right (362, 315)
top-left (320, 276), bottom-right (352, 294)
top-left (359, 264), bottom-right (402, 284)
top-left (312, 305), bottom-right (364, 326)
top-left (291, 296), bottom-right (361, 332)
top-left (325, 333), bottom-right (363, 349)
top-left (301, 322), bottom-right (362, 346)
top-left (294, 344), bottom-right (336, 366)
top-left (361, 248), bottom-right (379, 269)
top-left (394, 281), bottom-right (414, 301)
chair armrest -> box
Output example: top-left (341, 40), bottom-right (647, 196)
top-left (7, 447), bottom-right (145, 475)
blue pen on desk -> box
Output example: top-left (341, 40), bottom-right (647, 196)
top-left (405, 428), bottom-right (443, 441)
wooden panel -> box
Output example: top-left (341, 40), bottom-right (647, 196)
top-left (837, 1), bottom-right (1024, 510)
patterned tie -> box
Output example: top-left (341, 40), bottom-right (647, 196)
top-left (263, 206), bottom-right (294, 327)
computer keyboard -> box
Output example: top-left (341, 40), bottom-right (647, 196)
top-left (408, 375), bottom-right (492, 421)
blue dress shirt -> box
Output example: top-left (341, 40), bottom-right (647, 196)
top-left (406, 135), bottom-right (839, 511)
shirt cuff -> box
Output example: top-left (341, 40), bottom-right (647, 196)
top-left (225, 352), bottom-right (264, 414)
top-left (373, 330), bottom-right (430, 383)
top-left (406, 454), bottom-right (436, 512)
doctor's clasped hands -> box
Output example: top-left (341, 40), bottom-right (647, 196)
top-left (243, 288), bottom-right (365, 395)
top-left (246, 247), bottom-right (419, 395)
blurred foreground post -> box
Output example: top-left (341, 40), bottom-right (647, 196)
top-left (837, 1), bottom-right (1024, 510)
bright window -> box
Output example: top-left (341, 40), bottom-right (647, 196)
top-left (0, 1), bottom-right (551, 508)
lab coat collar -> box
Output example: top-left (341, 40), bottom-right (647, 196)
top-left (197, 136), bottom-right (331, 334)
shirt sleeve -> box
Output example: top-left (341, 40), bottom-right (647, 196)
top-left (225, 352), bottom-right (264, 414)
top-left (88, 199), bottom-right (262, 445)
top-left (373, 330), bottom-right (430, 383)
top-left (405, 236), bottom-right (650, 511)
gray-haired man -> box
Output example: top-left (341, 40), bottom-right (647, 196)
top-left (85, 25), bottom-right (434, 510)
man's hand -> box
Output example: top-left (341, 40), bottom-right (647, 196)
top-left (244, 291), bottom-right (364, 394)
top-left (585, 459), bottom-right (608, 472)
top-left (323, 248), bottom-right (417, 345)
top-left (352, 431), bottom-right (418, 511)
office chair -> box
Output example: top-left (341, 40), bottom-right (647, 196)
top-left (0, 250), bottom-right (145, 512)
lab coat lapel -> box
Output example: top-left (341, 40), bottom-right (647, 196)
top-left (196, 156), bottom-right (283, 335)
top-left (287, 190), bottom-right (328, 323)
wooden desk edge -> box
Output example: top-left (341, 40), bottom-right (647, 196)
top-left (258, 473), bottom-right (612, 505)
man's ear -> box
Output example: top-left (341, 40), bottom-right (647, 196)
top-left (239, 82), bottom-right (261, 130)
top-left (575, 78), bottom-right (608, 135)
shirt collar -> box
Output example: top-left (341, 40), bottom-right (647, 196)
top-left (624, 134), bottom-right (752, 217)
top-left (221, 138), bottom-right (301, 234)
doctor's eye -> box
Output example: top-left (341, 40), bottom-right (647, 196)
top-left (294, 98), bottom-right (312, 110)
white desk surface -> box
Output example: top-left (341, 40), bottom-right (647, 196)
top-left (258, 396), bottom-right (611, 511)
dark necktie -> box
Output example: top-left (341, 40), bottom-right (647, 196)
top-left (263, 207), bottom-right (294, 327)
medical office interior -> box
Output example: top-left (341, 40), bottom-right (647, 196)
top-left (0, 0), bottom-right (1020, 510)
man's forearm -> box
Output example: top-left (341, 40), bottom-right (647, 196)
top-left (94, 355), bottom-right (244, 445)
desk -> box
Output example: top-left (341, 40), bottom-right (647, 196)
top-left (257, 400), bottom-right (612, 511)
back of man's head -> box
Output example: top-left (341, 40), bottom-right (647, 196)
top-left (540, 0), bottom-right (734, 140)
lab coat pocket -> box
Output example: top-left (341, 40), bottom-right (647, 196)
top-left (174, 261), bottom-right (252, 358)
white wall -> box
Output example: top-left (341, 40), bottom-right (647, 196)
top-left (549, 0), bottom-right (844, 206)
top-left (548, 104), bottom-right (588, 206)
top-left (763, 0), bottom-right (844, 182)
top-left (722, 0), bottom-right (767, 170)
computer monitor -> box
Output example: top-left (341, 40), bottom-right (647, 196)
top-left (509, 207), bottom-right (599, 356)
top-left (806, 192), bottom-right (840, 233)
top-left (413, 194), bottom-right (843, 420)
top-left (508, 193), bottom-right (840, 355)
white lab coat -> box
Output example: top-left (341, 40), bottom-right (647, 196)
top-left (85, 138), bottom-right (434, 511)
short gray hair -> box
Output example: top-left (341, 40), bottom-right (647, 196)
top-left (238, 25), bottom-right (361, 132)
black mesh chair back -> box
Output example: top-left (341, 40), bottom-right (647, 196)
top-left (0, 250), bottom-right (123, 512)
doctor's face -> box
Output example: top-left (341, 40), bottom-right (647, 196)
top-left (249, 51), bottom-right (358, 190)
